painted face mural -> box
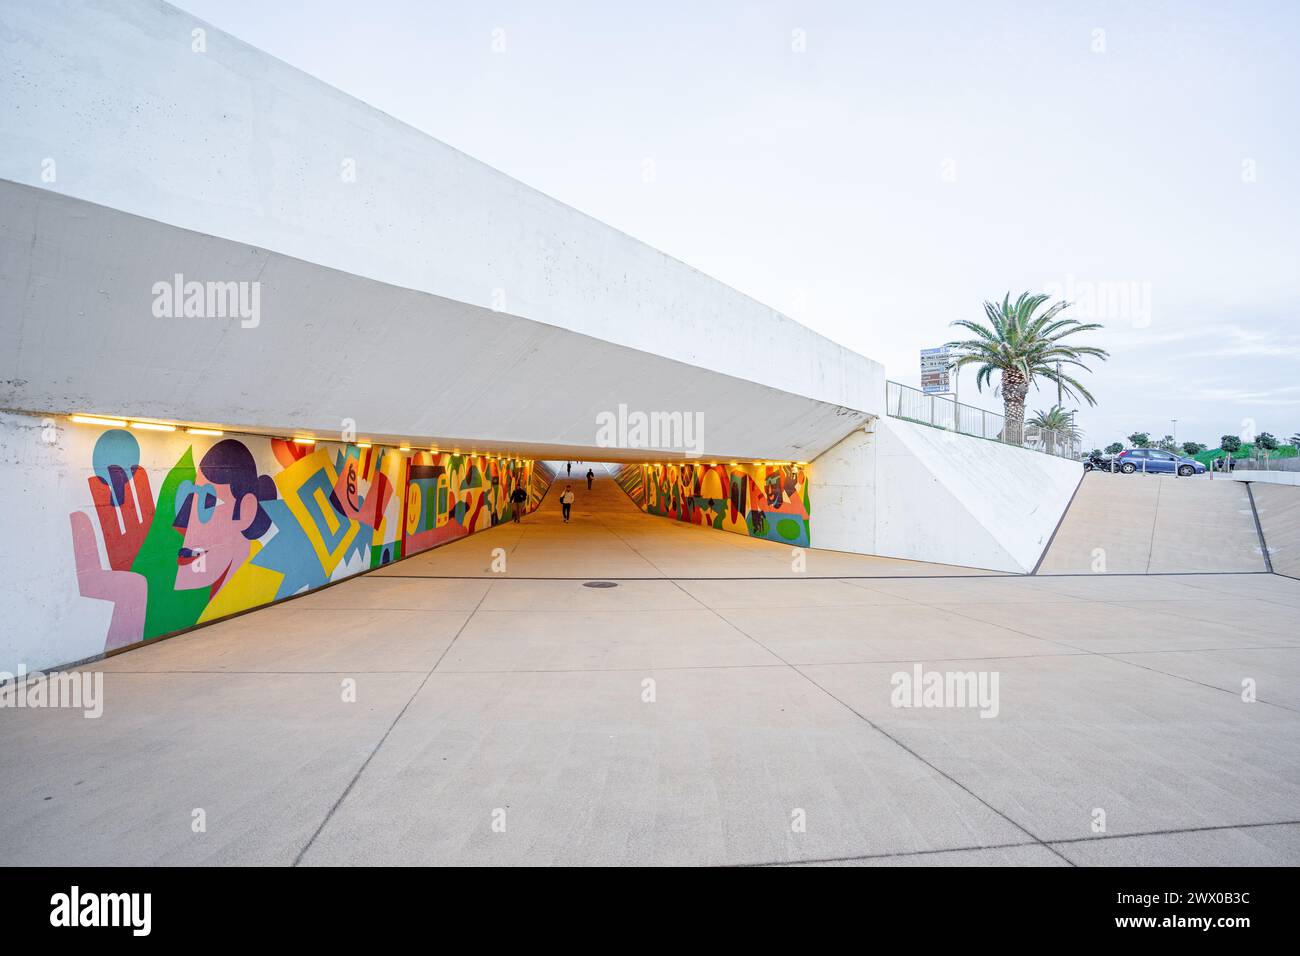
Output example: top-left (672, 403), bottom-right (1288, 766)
top-left (328, 446), bottom-right (393, 531)
top-left (172, 440), bottom-right (276, 593)
top-left (69, 429), bottom-right (553, 653)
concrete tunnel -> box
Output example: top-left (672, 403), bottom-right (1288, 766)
top-left (0, 0), bottom-right (1085, 676)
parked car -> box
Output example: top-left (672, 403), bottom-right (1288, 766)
top-left (1115, 448), bottom-right (1206, 476)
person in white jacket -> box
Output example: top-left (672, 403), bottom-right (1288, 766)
top-left (560, 485), bottom-right (575, 522)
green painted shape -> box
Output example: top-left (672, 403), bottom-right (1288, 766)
top-left (370, 539), bottom-right (401, 569)
top-left (130, 447), bottom-right (209, 640)
top-left (776, 518), bottom-right (801, 541)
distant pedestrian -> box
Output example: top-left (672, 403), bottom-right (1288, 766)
top-left (566, 461), bottom-right (572, 476)
top-left (586, 468), bottom-right (594, 489)
top-left (510, 484), bottom-right (528, 522)
top-left (560, 485), bottom-right (575, 522)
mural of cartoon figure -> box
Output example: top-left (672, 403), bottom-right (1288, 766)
top-left (329, 446), bottom-right (393, 531)
top-left (172, 439), bottom-right (278, 602)
top-left (764, 471), bottom-right (786, 508)
top-left (70, 429), bottom-right (551, 653)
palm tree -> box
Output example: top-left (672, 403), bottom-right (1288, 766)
top-left (946, 292), bottom-right (1109, 445)
top-left (1027, 404), bottom-right (1079, 456)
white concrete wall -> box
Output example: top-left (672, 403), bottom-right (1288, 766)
top-left (0, 413), bottom-right (113, 674)
top-left (0, 0), bottom-right (885, 420)
top-left (1228, 471), bottom-right (1300, 486)
top-left (806, 427), bottom-right (877, 555)
top-left (0, 181), bottom-right (870, 463)
top-left (811, 418), bottom-right (1082, 573)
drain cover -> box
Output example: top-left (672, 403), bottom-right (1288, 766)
top-left (582, 581), bottom-right (618, 588)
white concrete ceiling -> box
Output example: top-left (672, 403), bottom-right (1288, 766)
top-left (0, 182), bottom-right (870, 463)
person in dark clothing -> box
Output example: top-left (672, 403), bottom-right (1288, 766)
top-left (566, 461), bottom-right (572, 476)
top-left (510, 484), bottom-right (528, 522)
top-left (586, 468), bottom-right (594, 490)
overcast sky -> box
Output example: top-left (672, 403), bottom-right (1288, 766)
top-left (173, 0), bottom-right (1299, 450)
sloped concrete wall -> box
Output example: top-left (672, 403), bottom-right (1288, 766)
top-left (811, 418), bottom-right (1081, 573)
top-left (1250, 482), bottom-right (1300, 577)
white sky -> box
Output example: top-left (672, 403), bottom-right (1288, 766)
top-left (172, 0), bottom-right (1299, 450)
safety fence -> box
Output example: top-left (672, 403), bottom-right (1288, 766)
top-left (885, 380), bottom-right (1084, 460)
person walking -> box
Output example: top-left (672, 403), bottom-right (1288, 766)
top-left (586, 468), bottom-right (594, 490)
top-left (560, 485), bottom-right (575, 522)
top-left (566, 461), bottom-right (572, 477)
top-left (510, 484), bottom-right (528, 522)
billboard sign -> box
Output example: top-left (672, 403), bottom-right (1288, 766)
top-left (920, 347), bottom-right (951, 394)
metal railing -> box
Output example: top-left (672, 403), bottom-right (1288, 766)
top-left (885, 380), bottom-right (1084, 460)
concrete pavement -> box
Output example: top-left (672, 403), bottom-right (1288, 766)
top-left (2, 468), bottom-right (1299, 866)
top-left (371, 463), bottom-right (996, 579)
top-left (1038, 472), bottom-right (1267, 574)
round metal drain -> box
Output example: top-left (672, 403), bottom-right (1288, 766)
top-left (582, 581), bottom-right (619, 588)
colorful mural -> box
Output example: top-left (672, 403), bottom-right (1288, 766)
top-left (611, 461), bottom-right (810, 547)
top-left (69, 429), bottom-right (549, 651)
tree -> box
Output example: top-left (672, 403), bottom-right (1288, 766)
top-left (1218, 435), bottom-right (1242, 472)
top-left (1027, 404), bottom-right (1079, 455)
top-left (1157, 434), bottom-right (1178, 452)
top-left (1090, 448), bottom-right (1103, 458)
top-left (1257, 432), bottom-right (1279, 451)
top-left (1128, 432), bottom-right (1151, 448)
top-left (1105, 442), bottom-right (1123, 455)
top-left (1289, 433), bottom-right (1300, 447)
top-left (1181, 441), bottom-right (1205, 456)
top-left (946, 292), bottom-right (1108, 444)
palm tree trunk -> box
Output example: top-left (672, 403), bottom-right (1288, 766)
top-left (1003, 370), bottom-right (1028, 445)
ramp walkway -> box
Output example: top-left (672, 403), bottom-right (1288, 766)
top-left (1037, 473), bottom-right (1267, 574)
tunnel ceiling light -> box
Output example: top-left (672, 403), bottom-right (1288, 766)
top-left (130, 421), bottom-right (176, 432)
top-left (186, 427), bottom-right (223, 436)
top-left (292, 437), bottom-right (316, 446)
top-left (70, 415), bottom-right (128, 428)
top-left (356, 441), bottom-right (371, 448)
top-left (399, 443), bottom-right (411, 451)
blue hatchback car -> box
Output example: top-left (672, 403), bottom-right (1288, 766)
top-left (1115, 448), bottom-right (1206, 476)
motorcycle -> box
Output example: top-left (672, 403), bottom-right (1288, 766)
top-left (1082, 453), bottom-right (1116, 473)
